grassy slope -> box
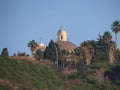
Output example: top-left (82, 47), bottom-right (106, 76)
top-left (0, 56), bottom-right (67, 90)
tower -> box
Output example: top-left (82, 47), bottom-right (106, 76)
top-left (57, 26), bottom-right (77, 51)
top-left (57, 26), bottom-right (67, 41)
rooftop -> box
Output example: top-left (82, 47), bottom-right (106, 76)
top-left (58, 41), bottom-right (77, 51)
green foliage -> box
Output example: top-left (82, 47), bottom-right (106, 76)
top-left (111, 20), bottom-right (120, 42)
top-left (74, 47), bottom-right (84, 56)
top-left (0, 56), bottom-right (66, 90)
top-left (81, 40), bottom-right (94, 48)
top-left (89, 61), bottom-right (109, 67)
top-left (27, 40), bottom-right (38, 48)
top-left (0, 85), bottom-right (13, 90)
top-left (75, 31), bottom-right (116, 63)
top-left (111, 21), bottom-right (120, 32)
top-left (60, 49), bottom-right (69, 56)
top-left (115, 49), bottom-right (120, 63)
top-left (85, 75), bottom-right (99, 84)
top-left (43, 40), bottom-right (59, 62)
top-left (99, 31), bottom-right (112, 43)
top-left (34, 49), bottom-right (43, 60)
top-left (70, 83), bottom-right (120, 90)
top-left (80, 40), bottom-right (95, 54)
top-left (68, 74), bottom-right (77, 79)
top-left (72, 63), bottom-right (120, 90)
top-left (94, 31), bottom-right (116, 61)
top-left (1, 48), bottom-right (9, 57)
top-left (104, 64), bottom-right (120, 85)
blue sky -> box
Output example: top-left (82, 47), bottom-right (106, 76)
top-left (0, 0), bottom-right (120, 56)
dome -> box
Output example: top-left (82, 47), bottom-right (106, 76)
top-left (57, 26), bottom-right (67, 35)
top-left (39, 42), bottom-right (45, 47)
top-left (32, 42), bottom-right (46, 53)
top-left (58, 41), bottom-right (77, 51)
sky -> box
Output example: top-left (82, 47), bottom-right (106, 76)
top-left (0, 0), bottom-right (120, 56)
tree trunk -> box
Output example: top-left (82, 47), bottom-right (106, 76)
top-left (30, 47), bottom-right (35, 52)
top-left (109, 45), bottom-right (115, 64)
top-left (115, 33), bottom-right (117, 45)
top-left (82, 47), bottom-right (92, 65)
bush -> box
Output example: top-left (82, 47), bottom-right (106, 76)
top-left (104, 64), bottom-right (120, 85)
top-left (1, 48), bottom-right (9, 57)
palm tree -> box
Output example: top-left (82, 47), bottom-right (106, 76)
top-left (97, 31), bottom-right (116, 63)
top-left (102, 31), bottom-right (112, 43)
top-left (28, 40), bottom-right (38, 52)
top-left (81, 41), bottom-right (94, 65)
top-left (111, 20), bottom-right (120, 43)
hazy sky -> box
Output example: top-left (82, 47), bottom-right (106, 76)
top-left (0, 0), bottom-right (120, 56)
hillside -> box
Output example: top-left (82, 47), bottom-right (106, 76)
top-left (69, 61), bottom-right (120, 90)
top-left (0, 56), bottom-right (120, 90)
top-left (0, 56), bottom-right (67, 90)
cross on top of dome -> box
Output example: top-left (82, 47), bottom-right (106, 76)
top-left (60, 26), bottom-right (64, 30)
top-left (57, 26), bottom-right (67, 35)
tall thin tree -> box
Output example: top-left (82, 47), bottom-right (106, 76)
top-left (111, 20), bottom-right (120, 44)
top-left (81, 41), bottom-right (94, 65)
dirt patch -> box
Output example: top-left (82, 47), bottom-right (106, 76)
top-left (68, 78), bottom-right (82, 85)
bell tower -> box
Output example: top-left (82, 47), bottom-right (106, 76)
top-left (57, 26), bottom-right (67, 41)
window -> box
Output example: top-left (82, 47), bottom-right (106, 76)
top-left (61, 35), bottom-right (63, 40)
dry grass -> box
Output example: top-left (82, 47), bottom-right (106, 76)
top-left (10, 56), bottom-right (54, 67)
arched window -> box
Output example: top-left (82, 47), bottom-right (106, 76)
top-left (61, 35), bottom-right (63, 40)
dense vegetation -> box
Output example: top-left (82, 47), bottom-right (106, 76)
top-left (75, 62), bottom-right (120, 90)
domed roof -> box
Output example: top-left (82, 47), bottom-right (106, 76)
top-left (32, 42), bottom-right (46, 54)
top-left (58, 41), bottom-right (77, 51)
top-left (39, 42), bottom-right (45, 47)
top-left (57, 26), bottom-right (67, 35)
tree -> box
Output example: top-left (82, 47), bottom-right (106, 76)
top-left (81, 41), bottom-right (94, 65)
top-left (43, 40), bottom-right (59, 62)
top-left (1, 48), bottom-right (9, 57)
top-left (95, 31), bottom-right (116, 63)
top-left (115, 49), bottom-right (120, 63)
top-left (74, 47), bottom-right (84, 56)
top-left (102, 31), bottom-right (112, 43)
top-left (60, 50), bottom-right (69, 56)
top-left (28, 40), bottom-right (38, 52)
top-left (111, 20), bottom-right (120, 43)
top-left (104, 65), bottom-right (120, 85)
top-left (34, 49), bottom-right (43, 60)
